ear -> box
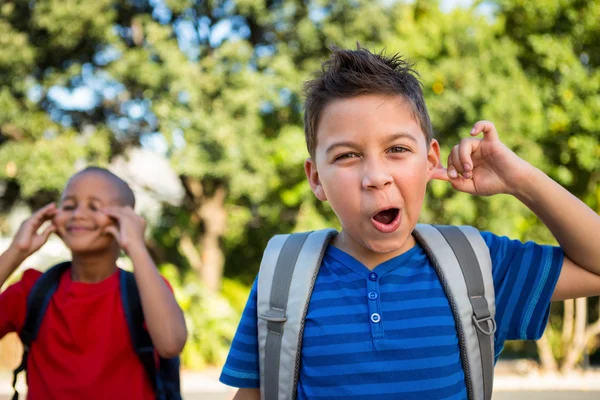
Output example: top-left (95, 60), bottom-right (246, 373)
top-left (304, 158), bottom-right (327, 201)
top-left (426, 139), bottom-right (446, 182)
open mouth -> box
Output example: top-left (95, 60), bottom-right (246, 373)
top-left (371, 208), bottom-right (401, 233)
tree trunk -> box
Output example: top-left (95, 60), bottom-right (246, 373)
top-left (561, 299), bottom-right (574, 353)
top-left (561, 298), bottom-right (587, 372)
top-left (181, 177), bottom-right (228, 293)
top-left (179, 233), bottom-right (203, 274)
top-left (536, 331), bottom-right (558, 372)
top-left (198, 185), bottom-right (227, 292)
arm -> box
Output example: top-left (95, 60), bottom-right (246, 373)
top-left (513, 167), bottom-right (600, 300)
top-left (432, 120), bottom-right (600, 301)
top-left (0, 203), bottom-right (56, 288)
top-left (102, 206), bottom-right (187, 358)
top-left (219, 278), bottom-right (261, 391)
top-left (233, 389), bottom-right (260, 400)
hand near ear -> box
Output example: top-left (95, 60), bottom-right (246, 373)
top-left (10, 203), bottom-right (57, 257)
top-left (430, 121), bottom-right (533, 197)
top-left (101, 206), bottom-right (147, 255)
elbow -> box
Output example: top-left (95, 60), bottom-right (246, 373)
top-left (157, 347), bottom-right (182, 359)
top-left (156, 328), bottom-right (188, 358)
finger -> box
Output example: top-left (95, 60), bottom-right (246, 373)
top-left (458, 138), bottom-right (481, 179)
top-left (101, 207), bottom-right (125, 220)
top-left (30, 203), bottom-right (57, 225)
top-left (450, 145), bottom-right (464, 178)
top-left (30, 224), bottom-right (56, 251)
top-left (448, 174), bottom-right (475, 194)
top-left (40, 224), bottom-right (56, 242)
top-left (470, 120), bottom-right (499, 141)
top-left (103, 226), bottom-right (121, 242)
top-left (430, 166), bottom-right (451, 182)
top-left (447, 153), bottom-right (458, 179)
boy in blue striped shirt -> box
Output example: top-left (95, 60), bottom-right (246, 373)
top-left (220, 47), bottom-right (600, 399)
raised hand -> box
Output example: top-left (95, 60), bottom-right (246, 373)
top-left (100, 206), bottom-right (147, 254)
top-left (11, 203), bottom-right (57, 257)
top-left (430, 121), bottom-right (533, 196)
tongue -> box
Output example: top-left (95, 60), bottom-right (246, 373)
top-left (373, 209), bottom-right (398, 225)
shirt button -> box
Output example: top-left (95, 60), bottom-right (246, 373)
top-left (368, 291), bottom-right (378, 300)
top-left (370, 313), bottom-right (381, 323)
top-left (368, 272), bottom-right (378, 281)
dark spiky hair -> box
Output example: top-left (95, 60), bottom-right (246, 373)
top-left (302, 46), bottom-right (433, 158)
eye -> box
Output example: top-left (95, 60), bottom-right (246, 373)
top-left (334, 152), bottom-right (360, 162)
top-left (388, 146), bottom-right (410, 154)
top-left (62, 204), bottom-right (75, 211)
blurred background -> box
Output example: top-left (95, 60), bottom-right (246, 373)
top-left (0, 0), bottom-right (599, 398)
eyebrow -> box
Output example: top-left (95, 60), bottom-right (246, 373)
top-left (325, 132), bottom-right (418, 155)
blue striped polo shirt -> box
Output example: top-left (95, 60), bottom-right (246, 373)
top-left (220, 231), bottom-right (563, 398)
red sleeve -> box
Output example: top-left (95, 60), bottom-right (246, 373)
top-left (0, 269), bottom-right (42, 338)
top-left (162, 276), bottom-right (174, 293)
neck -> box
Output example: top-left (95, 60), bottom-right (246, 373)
top-left (332, 230), bottom-right (417, 270)
top-left (70, 250), bottom-right (119, 283)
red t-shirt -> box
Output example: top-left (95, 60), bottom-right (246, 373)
top-left (0, 268), bottom-right (157, 399)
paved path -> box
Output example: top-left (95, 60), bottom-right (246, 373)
top-left (3, 389), bottom-right (600, 400)
top-left (492, 391), bottom-right (600, 400)
top-left (4, 369), bottom-right (600, 400)
top-left (4, 392), bottom-right (597, 400)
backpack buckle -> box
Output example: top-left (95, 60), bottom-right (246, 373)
top-left (259, 309), bottom-right (287, 335)
top-left (472, 315), bottom-right (496, 336)
top-left (259, 309), bottom-right (287, 323)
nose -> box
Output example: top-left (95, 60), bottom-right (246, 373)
top-left (362, 161), bottom-right (393, 190)
top-left (72, 205), bottom-right (88, 219)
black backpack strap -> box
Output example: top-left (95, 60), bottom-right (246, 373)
top-left (13, 262), bottom-right (71, 400)
top-left (119, 270), bottom-right (161, 397)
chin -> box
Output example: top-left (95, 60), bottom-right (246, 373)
top-left (65, 240), bottom-right (114, 254)
top-left (365, 241), bottom-right (404, 255)
top-left (364, 232), bottom-right (413, 255)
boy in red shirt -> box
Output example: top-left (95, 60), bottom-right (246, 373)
top-left (0, 166), bottom-right (187, 399)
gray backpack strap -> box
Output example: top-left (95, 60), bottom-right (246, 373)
top-left (257, 229), bottom-right (337, 400)
top-left (413, 224), bottom-right (496, 400)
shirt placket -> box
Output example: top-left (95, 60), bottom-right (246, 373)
top-left (367, 272), bottom-right (384, 342)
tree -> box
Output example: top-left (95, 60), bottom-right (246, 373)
top-left (1, 0), bottom-right (599, 369)
top-left (492, 0), bottom-right (600, 373)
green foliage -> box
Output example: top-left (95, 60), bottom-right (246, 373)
top-left (159, 264), bottom-right (243, 369)
top-left (1, 0), bottom-right (599, 368)
top-left (221, 277), bottom-right (252, 314)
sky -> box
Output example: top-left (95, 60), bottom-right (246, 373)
top-left (440, 0), bottom-right (474, 12)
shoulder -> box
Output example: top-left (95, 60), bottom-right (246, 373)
top-left (0, 268), bottom-right (42, 302)
top-left (0, 269), bottom-right (43, 335)
top-left (477, 229), bottom-right (552, 258)
top-left (16, 268), bottom-right (43, 295)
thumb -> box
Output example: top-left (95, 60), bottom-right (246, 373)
top-left (429, 166), bottom-right (451, 182)
top-left (103, 226), bottom-right (121, 243)
top-left (31, 225), bottom-right (55, 251)
top-left (41, 224), bottom-right (56, 242)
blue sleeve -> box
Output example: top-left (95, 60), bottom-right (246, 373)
top-left (480, 231), bottom-right (563, 356)
top-left (219, 277), bottom-right (260, 388)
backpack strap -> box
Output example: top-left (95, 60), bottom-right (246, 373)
top-left (13, 262), bottom-right (71, 400)
top-left (413, 224), bottom-right (496, 400)
top-left (257, 229), bottom-right (337, 400)
top-left (119, 270), bottom-right (161, 397)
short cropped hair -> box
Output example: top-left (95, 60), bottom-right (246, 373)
top-left (303, 46), bottom-right (433, 159)
top-left (73, 166), bottom-right (136, 207)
